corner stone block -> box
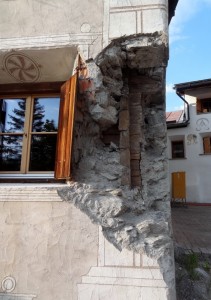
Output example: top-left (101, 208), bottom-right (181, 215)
top-left (120, 149), bottom-right (130, 167)
top-left (119, 110), bottom-right (129, 131)
top-left (121, 167), bottom-right (131, 186)
top-left (109, 12), bottom-right (137, 39)
top-left (120, 96), bottom-right (129, 111)
top-left (129, 109), bottom-right (142, 125)
top-left (120, 130), bottom-right (130, 149)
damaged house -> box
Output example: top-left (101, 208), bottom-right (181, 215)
top-left (0, 0), bottom-right (178, 299)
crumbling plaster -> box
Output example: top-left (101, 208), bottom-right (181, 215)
top-left (58, 31), bottom-right (175, 294)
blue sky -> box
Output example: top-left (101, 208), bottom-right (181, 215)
top-left (166, 0), bottom-right (211, 112)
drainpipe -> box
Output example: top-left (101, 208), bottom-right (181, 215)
top-left (176, 91), bottom-right (190, 123)
top-left (167, 91), bottom-right (190, 129)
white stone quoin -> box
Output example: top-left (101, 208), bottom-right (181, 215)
top-left (78, 229), bottom-right (168, 300)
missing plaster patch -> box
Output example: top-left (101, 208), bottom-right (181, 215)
top-left (58, 33), bottom-right (173, 289)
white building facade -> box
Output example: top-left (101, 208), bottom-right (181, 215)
top-left (167, 79), bottom-right (211, 204)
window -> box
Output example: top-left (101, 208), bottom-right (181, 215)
top-left (171, 140), bottom-right (185, 158)
top-left (203, 136), bottom-right (211, 154)
top-left (197, 98), bottom-right (211, 113)
top-left (0, 74), bottom-right (77, 179)
top-left (0, 96), bottom-right (60, 173)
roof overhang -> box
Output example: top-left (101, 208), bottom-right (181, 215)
top-left (0, 46), bottom-right (79, 85)
top-left (175, 79), bottom-right (211, 99)
top-left (168, 0), bottom-right (179, 23)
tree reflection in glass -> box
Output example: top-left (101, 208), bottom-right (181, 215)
top-left (0, 135), bottom-right (23, 171)
top-left (29, 97), bottom-right (59, 171)
top-left (29, 135), bottom-right (57, 171)
top-left (0, 97), bottom-right (60, 172)
top-left (32, 98), bottom-right (59, 132)
top-left (0, 98), bottom-right (26, 133)
top-left (0, 99), bottom-right (25, 171)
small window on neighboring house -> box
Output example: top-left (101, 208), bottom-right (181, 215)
top-left (171, 140), bottom-right (185, 158)
top-left (203, 136), bottom-right (211, 154)
top-left (197, 98), bottom-right (211, 113)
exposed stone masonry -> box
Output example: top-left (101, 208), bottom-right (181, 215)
top-left (58, 32), bottom-right (175, 295)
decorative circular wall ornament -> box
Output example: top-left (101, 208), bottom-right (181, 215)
top-left (80, 23), bottom-right (91, 33)
top-left (2, 276), bottom-right (16, 293)
top-left (3, 53), bottom-right (40, 82)
top-left (196, 118), bottom-right (209, 131)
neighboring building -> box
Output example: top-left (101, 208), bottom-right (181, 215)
top-left (0, 1), bottom-right (178, 300)
top-left (167, 79), bottom-right (211, 204)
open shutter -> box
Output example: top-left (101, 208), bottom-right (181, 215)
top-left (203, 137), bottom-right (211, 154)
top-left (196, 99), bottom-right (202, 114)
top-left (54, 73), bottom-right (77, 179)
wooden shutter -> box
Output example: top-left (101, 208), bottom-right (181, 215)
top-left (54, 73), bottom-right (77, 179)
top-left (196, 99), bottom-right (202, 114)
top-left (203, 137), bottom-right (211, 154)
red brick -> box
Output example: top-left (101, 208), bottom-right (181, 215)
top-left (120, 149), bottom-right (130, 167)
top-left (130, 124), bottom-right (141, 135)
top-left (131, 169), bottom-right (140, 177)
top-left (131, 176), bottom-right (142, 187)
top-left (130, 135), bottom-right (140, 154)
top-left (131, 159), bottom-right (140, 171)
top-left (130, 153), bottom-right (140, 160)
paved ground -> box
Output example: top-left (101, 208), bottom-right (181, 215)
top-left (171, 205), bottom-right (211, 253)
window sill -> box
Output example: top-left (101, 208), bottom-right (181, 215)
top-left (199, 153), bottom-right (211, 156)
top-left (0, 183), bottom-right (67, 202)
top-left (169, 158), bottom-right (187, 160)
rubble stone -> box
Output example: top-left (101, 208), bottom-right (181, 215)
top-left (58, 32), bottom-right (174, 296)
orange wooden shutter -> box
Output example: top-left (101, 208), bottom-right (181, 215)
top-left (196, 99), bottom-right (202, 113)
top-left (203, 137), bottom-right (211, 154)
top-left (54, 73), bottom-right (77, 179)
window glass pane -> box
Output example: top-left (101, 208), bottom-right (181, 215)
top-left (29, 134), bottom-right (57, 171)
top-left (32, 97), bottom-right (60, 132)
top-left (202, 99), bottom-right (211, 112)
top-left (0, 135), bottom-right (23, 171)
top-left (172, 141), bottom-right (184, 158)
top-left (0, 98), bottom-right (26, 133)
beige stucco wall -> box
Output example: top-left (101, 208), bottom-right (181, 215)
top-left (0, 0), bottom-right (168, 59)
top-left (0, 0), bottom-right (104, 38)
top-left (0, 200), bottom-right (98, 299)
top-left (0, 0), bottom-right (169, 84)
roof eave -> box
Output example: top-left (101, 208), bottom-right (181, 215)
top-left (168, 0), bottom-right (179, 23)
top-left (167, 121), bottom-right (189, 129)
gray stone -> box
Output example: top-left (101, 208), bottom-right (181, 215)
top-left (89, 104), bottom-right (118, 129)
top-left (58, 32), bottom-right (174, 298)
top-left (194, 268), bottom-right (211, 284)
top-left (100, 173), bottom-right (118, 181)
